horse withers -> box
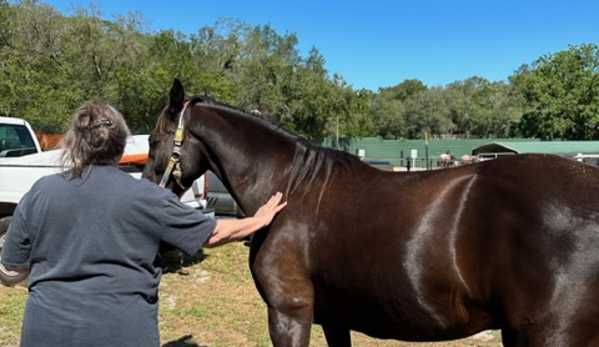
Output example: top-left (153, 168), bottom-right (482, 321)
top-left (143, 78), bottom-right (599, 347)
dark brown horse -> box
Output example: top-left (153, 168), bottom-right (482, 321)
top-left (143, 79), bottom-right (599, 347)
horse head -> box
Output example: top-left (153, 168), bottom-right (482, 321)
top-left (142, 78), bottom-right (210, 196)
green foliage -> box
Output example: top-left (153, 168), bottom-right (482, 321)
top-left (368, 76), bottom-right (526, 140)
top-left (511, 44), bottom-right (599, 140)
top-left (0, 1), bottom-right (596, 141)
top-left (445, 77), bottom-right (523, 138)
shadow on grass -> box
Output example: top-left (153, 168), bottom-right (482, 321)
top-left (160, 247), bottom-right (209, 275)
top-left (162, 334), bottom-right (207, 347)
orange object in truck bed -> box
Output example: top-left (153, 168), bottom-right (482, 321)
top-left (119, 153), bottom-right (148, 165)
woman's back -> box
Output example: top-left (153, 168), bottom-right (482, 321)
top-left (16, 165), bottom-right (168, 346)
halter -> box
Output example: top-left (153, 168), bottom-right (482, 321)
top-left (159, 101), bottom-right (190, 188)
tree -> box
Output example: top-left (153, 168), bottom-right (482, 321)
top-left (378, 79), bottom-right (427, 101)
top-left (511, 44), bottom-right (599, 140)
top-left (0, 1), bottom-right (151, 131)
top-left (0, 0), bottom-right (15, 116)
top-left (370, 79), bottom-right (427, 139)
top-left (0, 0), bottom-right (73, 130)
top-left (403, 87), bottom-right (455, 139)
top-left (228, 23), bottom-right (300, 122)
top-left (446, 77), bottom-right (523, 138)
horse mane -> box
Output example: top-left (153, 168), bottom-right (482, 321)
top-left (288, 139), bottom-right (361, 200)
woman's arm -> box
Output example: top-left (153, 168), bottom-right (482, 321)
top-left (203, 192), bottom-right (287, 248)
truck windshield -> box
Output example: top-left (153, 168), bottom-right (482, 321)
top-left (0, 124), bottom-right (37, 157)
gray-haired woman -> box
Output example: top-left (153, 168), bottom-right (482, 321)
top-left (1, 101), bottom-right (286, 347)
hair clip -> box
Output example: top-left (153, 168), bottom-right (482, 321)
top-left (89, 119), bottom-right (113, 129)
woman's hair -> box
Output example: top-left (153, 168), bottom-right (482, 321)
top-left (59, 101), bottom-right (131, 177)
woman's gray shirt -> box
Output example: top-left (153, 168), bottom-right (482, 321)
top-left (1, 165), bottom-right (216, 347)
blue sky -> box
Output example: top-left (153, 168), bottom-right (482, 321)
top-left (40, 0), bottom-right (599, 91)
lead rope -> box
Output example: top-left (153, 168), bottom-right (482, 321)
top-left (159, 101), bottom-right (189, 188)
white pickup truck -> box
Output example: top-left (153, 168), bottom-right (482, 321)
top-left (0, 116), bottom-right (212, 285)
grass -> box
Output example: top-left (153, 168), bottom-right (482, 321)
top-left (0, 242), bottom-right (502, 347)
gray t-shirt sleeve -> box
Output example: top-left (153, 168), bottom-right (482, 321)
top-left (153, 192), bottom-right (217, 256)
top-left (1, 199), bottom-right (31, 268)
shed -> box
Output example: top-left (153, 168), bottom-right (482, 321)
top-left (472, 141), bottom-right (599, 160)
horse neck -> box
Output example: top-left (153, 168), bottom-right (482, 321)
top-left (195, 106), bottom-right (296, 214)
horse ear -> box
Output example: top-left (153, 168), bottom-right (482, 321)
top-left (167, 78), bottom-right (186, 121)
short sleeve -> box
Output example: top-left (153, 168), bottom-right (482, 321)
top-left (154, 193), bottom-right (217, 256)
top-left (1, 208), bottom-right (32, 268)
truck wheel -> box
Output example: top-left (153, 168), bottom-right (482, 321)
top-left (0, 216), bottom-right (28, 286)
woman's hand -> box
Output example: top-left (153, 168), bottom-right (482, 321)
top-left (254, 192), bottom-right (287, 227)
top-left (205, 192), bottom-right (287, 248)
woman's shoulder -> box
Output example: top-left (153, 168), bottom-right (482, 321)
top-left (32, 171), bottom-right (68, 188)
top-left (63, 165), bottom-right (179, 203)
top-left (117, 171), bottom-right (174, 200)
top-left (132, 175), bottom-right (168, 193)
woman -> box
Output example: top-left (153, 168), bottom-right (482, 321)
top-left (1, 101), bottom-right (286, 347)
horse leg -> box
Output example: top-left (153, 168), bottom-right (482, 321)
top-left (500, 326), bottom-right (554, 347)
top-left (251, 231), bottom-right (315, 346)
top-left (268, 307), bottom-right (312, 347)
top-left (256, 259), bottom-right (314, 347)
top-left (500, 327), bottom-right (517, 347)
top-left (322, 324), bottom-right (351, 347)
